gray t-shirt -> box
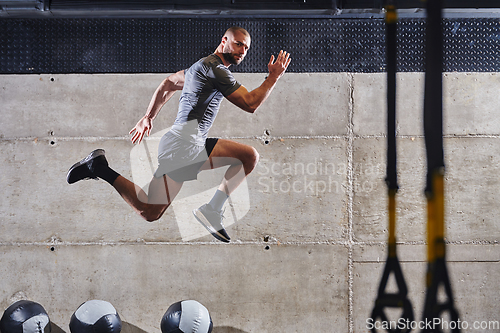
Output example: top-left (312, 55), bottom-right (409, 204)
top-left (171, 54), bottom-right (241, 145)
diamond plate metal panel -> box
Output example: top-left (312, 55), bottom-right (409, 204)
top-left (0, 18), bottom-right (498, 73)
top-left (443, 18), bottom-right (500, 72)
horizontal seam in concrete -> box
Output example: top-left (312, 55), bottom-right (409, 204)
top-left (0, 240), bottom-right (496, 247)
top-left (3, 134), bottom-right (500, 142)
top-left (0, 135), bottom-right (348, 141)
top-left (0, 240), bottom-right (351, 247)
top-left (353, 240), bottom-right (499, 245)
top-left (354, 260), bottom-right (500, 263)
top-left (0, 136), bottom-right (131, 142)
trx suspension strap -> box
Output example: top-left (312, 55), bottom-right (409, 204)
top-left (370, 2), bottom-right (414, 331)
top-left (421, 1), bottom-right (460, 332)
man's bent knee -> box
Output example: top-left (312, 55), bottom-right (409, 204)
top-left (244, 147), bottom-right (259, 174)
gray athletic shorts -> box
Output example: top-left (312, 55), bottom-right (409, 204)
top-left (154, 131), bottom-right (218, 182)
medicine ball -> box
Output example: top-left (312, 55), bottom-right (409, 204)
top-left (69, 300), bottom-right (121, 333)
top-left (161, 300), bottom-right (212, 333)
top-left (0, 300), bottom-right (51, 333)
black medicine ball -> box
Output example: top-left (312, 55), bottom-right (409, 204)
top-left (0, 300), bottom-right (51, 333)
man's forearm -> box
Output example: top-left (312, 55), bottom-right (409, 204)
top-left (244, 75), bottom-right (280, 112)
top-left (145, 81), bottom-right (176, 120)
top-left (145, 71), bottom-right (185, 120)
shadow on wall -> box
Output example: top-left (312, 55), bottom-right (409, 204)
top-left (122, 322), bottom-right (149, 333)
top-left (122, 322), bottom-right (249, 333)
top-left (50, 322), bottom-right (149, 333)
top-left (50, 323), bottom-right (65, 333)
top-left (213, 327), bottom-right (249, 333)
top-left (50, 322), bottom-right (247, 333)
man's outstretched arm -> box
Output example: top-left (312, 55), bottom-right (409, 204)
top-left (129, 70), bottom-right (185, 144)
top-left (226, 50), bottom-right (291, 113)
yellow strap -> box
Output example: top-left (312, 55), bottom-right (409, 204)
top-left (427, 170), bottom-right (446, 264)
top-left (434, 171), bottom-right (446, 258)
top-left (385, 5), bottom-right (398, 24)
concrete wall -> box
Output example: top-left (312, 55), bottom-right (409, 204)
top-left (0, 72), bottom-right (498, 332)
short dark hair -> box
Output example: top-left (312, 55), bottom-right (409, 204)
top-left (225, 26), bottom-right (250, 37)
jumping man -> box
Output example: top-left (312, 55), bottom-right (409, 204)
top-left (67, 27), bottom-right (291, 243)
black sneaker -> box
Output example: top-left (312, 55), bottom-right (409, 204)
top-left (193, 204), bottom-right (231, 243)
top-left (66, 149), bottom-right (107, 184)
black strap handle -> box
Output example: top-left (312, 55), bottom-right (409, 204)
top-left (370, 3), bottom-right (414, 331)
top-left (371, 257), bottom-right (415, 333)
top-left (421, 1), bottom-right (460, 331)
